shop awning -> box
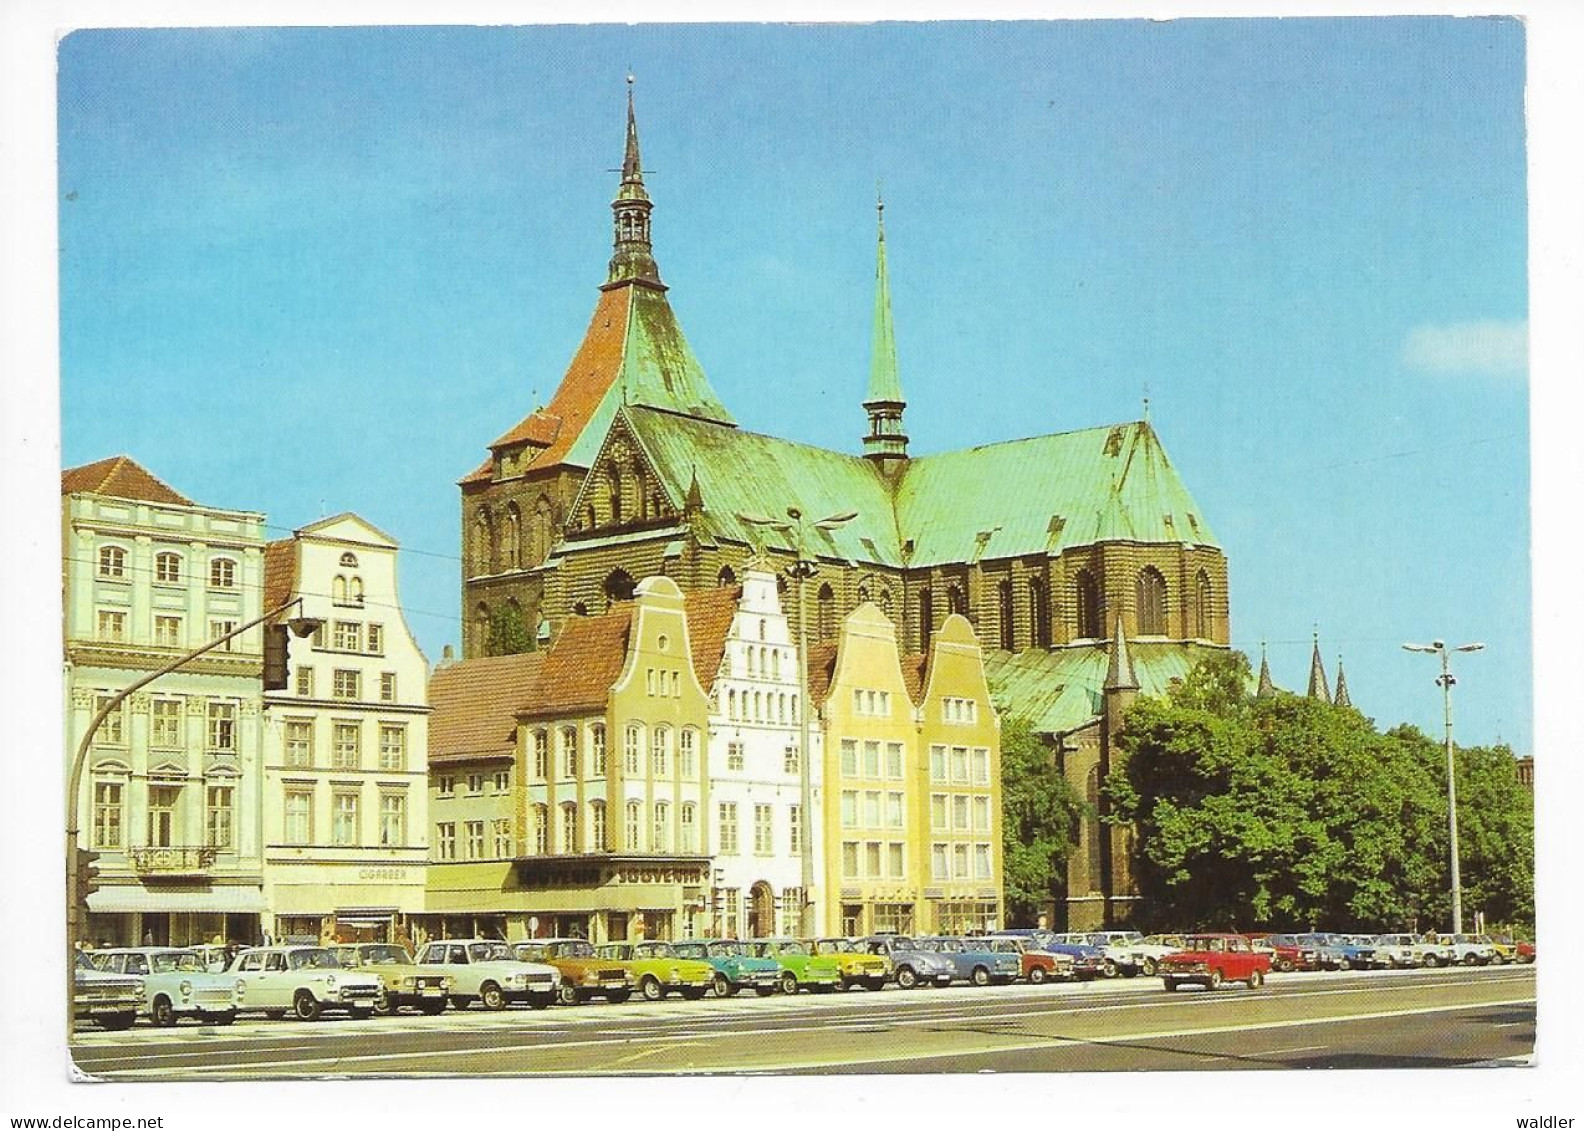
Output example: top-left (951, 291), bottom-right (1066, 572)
top-left (86, 887), bottom-right (268, 914)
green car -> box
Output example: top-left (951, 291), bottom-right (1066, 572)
top-left (746, 937), bottom-right (843, 995)
top-left (595, 941), bottom-right (716, 1002)
top-left (673, 939), bottom-right (783, 998)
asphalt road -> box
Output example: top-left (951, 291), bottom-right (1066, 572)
top-left (70, 966), bottom-right (1535, 1078)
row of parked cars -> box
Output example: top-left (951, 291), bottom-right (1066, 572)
top-left (73, 927), bottom-right (1533, 1030)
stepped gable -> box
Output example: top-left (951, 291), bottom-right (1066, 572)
top-left (62, 455), bottom-right (193, 507)
top-left (429, 652), bottom-right (547, 764)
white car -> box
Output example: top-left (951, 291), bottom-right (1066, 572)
top-left (92, 947), bottom-right (243, 1026)
top-left (1432, 934), bottom-right (1498, 967)
top-left (232, 945), bottom-right (383, 1021)
top-left (1079, 931), bottom-right (1152, 978)
top-left (1371, 934), bottom-right (1429, 969)
top-left (73, 953), bottom-right (141, 1031)
top-left (414, 938), bottom-right (559, 1010)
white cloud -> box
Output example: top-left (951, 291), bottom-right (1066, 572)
top-left (1402, 319), bottom-right (1529, 378)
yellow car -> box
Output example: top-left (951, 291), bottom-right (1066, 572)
top-left (595, 941), bottom-right (716, 1001)
top-left (807, 938), bottom-right (891, 991)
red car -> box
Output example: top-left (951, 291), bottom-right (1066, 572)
top-left (1517, 941), bottom-right (1536, 964)
top-left (1160, 934), bottom-right (1273, 992)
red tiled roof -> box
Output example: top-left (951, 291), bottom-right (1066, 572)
top-left (683, 585), bottom-right (740, 693)
top-left (530, 287), bottom-right (633, 470)
top-left (491, 410), bottom-right (562, 451)
top-left (805, 641), bottom-right (839, 708)
top-left (262, 538), bottom-right (298, 617)
top-left (61, 455), bottom-right (193, 507)
top-left (429, 653), bottom-right (546, 764)
top-left (900, 652), bottom-right (929, 705)
top-left (525, 605), bottom-right (635, 717)
top-left (458, 455), bottom-right (494, 487)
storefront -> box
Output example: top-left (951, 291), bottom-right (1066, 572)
top-left (85, 885), bottom-right (267, 948)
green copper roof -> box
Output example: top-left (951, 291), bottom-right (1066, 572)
top-left (866, 205), bottom-right (904, 407)
top-left (983, 642), bottom-right (1214, 736)
top-left (893, 420), bottom-right (1219, 568)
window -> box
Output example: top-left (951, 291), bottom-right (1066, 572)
top-left (208, 619), bottom-right (238, 651)
top-left (886, 791), bottom-right (904, 828)
top-left (332, 669), bottom-right (361, 700)
top-left (953, 843), bottom-right (970, 879)
top-left (561, 802), bottom-right (578, 854)
top-left (207, 701), bottom-right (236, 752)
top-left (380, 672), bottom-right (397, 702)
top-left (296, 665), bottom-right (315, 698)
top-left (651, 727), bottom-right (670, 776)
top-left (784, 744), bottom-right (799, 774)
top-left (333, 621), bottom-right (362, 652)
top-left (97, 545), bottom-right (126, 578)
top-left (467, 773), bottom-right (484, 794)
top-left (973, 796), bottom-right (991, 832)
top-left (718, 802), bottom-right (739, 854)
top-left (92, 781), bottom-right (123, 849)
top-left (863, 741), bottom-right (881, 778)
top-left (590, 801), bottom-right (608, 851)
top-left (147, 698), bottom-right (181, 747)
top-left (332, 722), bottom-right (361, 769)
top-left (789, 804), bottom-right (802, 855)
top-left (97, 610), bottom-right (127, 643)
top-left (1075, 570), bottom-right (1101, 639)
top-left (840, 739), bottom-right (857, 776)
top-left (1030, 576), bottom-right (1052, 647)
top-left (154, 615), bottom-right (183, 648)
top-left (888, 842), bottom-right (905, 879)
top-left (436, 774), bottom-right (455, 796)
top-left (624, 725), bottom-right (643, 776)
top-left (1137, 567), bottom-right (1168, 636)
top-left (533, 805), bottom-right (549, 854)
top-left (465, 820), bottom-right (485, 859)
top-left (653, 802), bottom-right (670, 853)
top-left (840, 791), bottom-right (857, 828)
top-left (726, 742), bottom-right (744, 772)
top-left (590, 724), bottom-right (607, 775)
top-left (953, 795), bottom-right (970, 831)
top-left (493, 769), bottom-right (510, 792)
top-left (436, 823), bottom-right (457, 859)
top-left (333, 576), bottom-right (349, 605)
top-left (626, 801), bottom-right (643, 851)
top-left (728, 689), bottom-right (738, 719)
top-left (332, 791), bottom-right (360, 846)
top-left (493, 817), bottom-right (512, 857)
top-left (998, 578), bottom-right (1015, 650)
top-left (680, 803), bottom-right (697, 852)
top-left (533, 730), bottom-right (549, 780)
top-left (366, 624), bottom-right (384, 654)
top-left (974, 843), bottom-right (993, 879)
top-left (929, 745), bottom-right (946, 782)
top-left (560, 726), bottom-right (579, 779)
top-left (379, 725), bottom-right (407, 771)
top-left (202, 784), bottom-right (234, 848)
top-left (146, 784), bottom-right (180, 847)
top-left (863, 790), bottom-right (881, 827)
top-left (885, 742), bottom-right (903, 778)
top-left (841, 842), bottom-right (859, 879)
top-left (340, 552), bottom-right (359, 569)
top-left (285, 789), bottom-right (313, 845)
top-left (208, 558), bottom-right (236, 589)
top-left (865, 844), bottom-right (882, 877)
top-left (679, 729), bottom-right (697, 777)
top-left (919, 588), bottom-right (934, 644)
top-left (932, 844), bottom-right (949, 880)
top-left (817, 583), bottom-right (835, 640)
top-left (1195, 569), bottom-right (1213, 639)
top-left (971, 748), bottom-right (991, 785)
top-left (950, 747), bottom-right (969, 783)
top-left (754, 804), bottom-right (773, 855)
top-left (931, 794), bottom-right (948, 831)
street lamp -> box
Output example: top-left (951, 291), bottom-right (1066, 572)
top-left (736, 506), bottom-right (857, 938)
top-left (65, 595), bottom-right (321, 1029)
top-left (1402, 639), bottom-right (1485, 934)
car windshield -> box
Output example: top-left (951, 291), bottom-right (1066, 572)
top-left (912, 939), bottom-right (942, 952)
top-left (773, 941), bottom-right (807, 956)
top-left (990, 939), bottom-right (1022, 953)
top-left (814, 940), bottom-right (853, 955)
top-left (357, 945), bottom-right (411, 966)
top-left (151, 951), bottom-right (205, 973)
top-left (634, 943), bottom-right (675, 959)
top-left (707, 941), bottom-right (742, 958)
top-left (288, 949), bottom-right (341, 970)
top-left (468, 942), bottom-right (512, 962)
top-left (554, 941), bottom-right (596, 959)
top-left (672, 943), bottom-right (707, 959)
top-left (1185, 937), bottom-right (1227, 952)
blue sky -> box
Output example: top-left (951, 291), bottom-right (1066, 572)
top-left (57, 19), bottom-right (1531, 751)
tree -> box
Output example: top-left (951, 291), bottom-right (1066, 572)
top-left (485, 602), bottom-right (535, 656)
top-left (999, 719), bottom-right (1087, 927)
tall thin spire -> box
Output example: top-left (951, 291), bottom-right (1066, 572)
top-left (1105, 614), bottom-right (1140, 692)
top-left (862, 188), bottom-right (909, 465)
top-left (1256, 641), bottom-right (1275, 698)
top-left (606, 76), bottom-right (663, 289)
top-left (1307, 631), bottom-right (1331, 703)
top-left (1333, 654), bottom-right (1352, 709)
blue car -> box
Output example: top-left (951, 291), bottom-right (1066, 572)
top-left (911, 936), bottom-right (1022, 986)
top-left (857, 935), bottom-right (956, 989)
top-left (998, 929), bottom-right (1105, 980)
top-left (672, 939), bottom-right (782, 997)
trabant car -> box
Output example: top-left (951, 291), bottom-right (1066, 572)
top-left (332, 943), bottom-right (452, 1015)
top-left (232, 945), bottom-right (383, 1021)
top-left (73, 952), bottom-right (141, 1030)
top-left (1432, 934), bottom-right (1498, 966)
top-left (512, 938), bottom-right (631, 1005)
top-left (984, 936), bottom-right (1074, 984)
top-left (857, 935), bottom-right (956, 989)
top-left (807, 938), bottom-right (891, 991)
top-left (912, 936), bottom-right (1022, 986)
top-left (415, 938), bottom-right (558, 1010)
top-left (745, 938), bottom-right (843, 994)
top-left (1371, 934), bottom-right (1429, 969)
top-left (92, 946), bottom-right (243, 1026)
top-left (1084, 930), bottom-right (1153, 977)
top-left (596, 941), bottom-right (716, 1001)
top-left (1160, 934), bottom-right (1272, 991)
top-left (672, 939), bottom-right (782, 997)
top-left (1481, 935), bottom-right (1520, 965)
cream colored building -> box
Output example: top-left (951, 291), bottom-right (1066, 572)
top-left (260, 514), bottom-right (430, 943)
top-left (63, 457), bottom-right (269, 946)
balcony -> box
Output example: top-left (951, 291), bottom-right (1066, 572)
top-left (129, 846), bottom-right (217, 876)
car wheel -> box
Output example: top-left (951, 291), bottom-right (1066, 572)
top-left (1463, 953), bottom-right (1479, 967)
top-left (1278, 959), bottom-right (1295, 973)
top-left (152, 996), bottom-right (177, 1028)
top-left (640, 976), bottom-right (664, 1002)
top-left (971, 966), bottom-right (991, 987)
top-left (1100, 959), bottom-right (1118, 979)
top-left (556, 983), bottom-right (579, 1007)
top-left (1423, 954), bottom-right (1439, 968)
top-left (292, 991), bottom-right (322, 1022)
top-left (1141, 957), bottom-right (1158, 977)
top-left (780, 972), bottom-right (798, 995)
top-left (1247, 968), bottom-right (1265, 989)
top-left (896, 966), bottom-right (919, 990)
top-left (1028, 965), bottom-right (1048, 985)
top-left (479, 982), bottom-right (507, 1011)
top-left (420, 1000), bottom-right (447, 1016)
top-left (1207, 969), bottom-right (1224, 991)
top-left (373, 989), bottom-right (394, 1016)
top-left (1163, 977), bottom-right (1179, 993)
top-left (712, 974), bottom-right (734, 998)
top-left (606, 989), bottom-right (632, 1004)
top-left (1338, 957), bottom-right (1352, 971)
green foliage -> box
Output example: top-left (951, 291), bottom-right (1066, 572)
top-left (1108, 657), bottom-right (1534, 932)
top-left (999, 719), bottom-right (1088, 926)
top-left (485, 603), bottom-right (535, 656)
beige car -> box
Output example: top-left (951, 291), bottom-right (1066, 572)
top-left (332, 943), bottom-right (453, 1016)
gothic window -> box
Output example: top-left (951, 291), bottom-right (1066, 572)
top-left (502, 503), bottom-right (522, 570)
top-left (1074, 570), bottom-right (1101, 640)
top-left (858, 582), bottom-right (871, 604)
top-left (998, 579), bottom-right (1015, 651)
top-left (632, 464), bottom-right (648, 521)
top-left (1194, 569), bottom-right (1213, 640)
top-left (879, 589), bottom-right (894, 616)
top-left (947, 584), bottom-right (967, 618)
top-left (533, 497), bottom-right (554, 565)
top-left (603, 569), bottom-right (636, 607)
top-left (1137, 567), bottom-right (1168, 636)
top-left (919, 589), bottom-right (934, 644)
top-left (717, 565), bottom-right (736, 587)
top-left (474, 507), bottom-right (496, 574)
top-left (608, 466), bottom-right (623, 525)
top-left (816, 583), bottom-right (835, 641)
top-left (474, 603), bottom-right (489, 652)
top-left (1031, 577), bottom-right (1052, 648)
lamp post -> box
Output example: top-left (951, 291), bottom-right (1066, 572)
top-left (1402, 639), bottom-right (1485, 935)
top-left (736, 506), bottom-right (856, 938)
top-left (66, 596), bottom-right (322, 1029)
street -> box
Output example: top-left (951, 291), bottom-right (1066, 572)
top-left (69, 965), bottom-right (1535, 1078)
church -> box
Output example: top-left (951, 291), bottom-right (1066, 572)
top-left (456, 91), bottom-right (1232, 929)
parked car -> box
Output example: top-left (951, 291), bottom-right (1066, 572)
top-left (73, 952), bottom-right (141, 1031)
top-left (1004, 931), bottom-right (1107, 980)
top-left (1294, 932), bottom-right (1354, 971)
top-left (512, 938), bottom-right (630, 1005)
top-left (416, 938), bottom-right (559, 1010)
top-left (595, 941), bottom-right (716, 1001)
top-left (672, 939), bottom-right (782, 997)
top-left (984, 936), bottom-right (1074, 984)
top-left (1516, 940), bottom-right (1536, 964)
top-left (857, 935), bottom-right (956, 989)
top-left (91, 947), bottom-right (243, 1026)
top-left (807, 938), bottom-right (891, 991)
top-left (1054, 931), bottom-right (1146, 978)
top-left (1264, 933), bottom-right (1320, 972)
top-left (745, 938), bottom-right (843, 994)
top-left (1160, 934), bottom-right (1272, 992)
top-left (231, 945), bottom-right (383, 1021)
top-left (331, 943), bottom-right (452, 1015)
top-left (1480, 935), bottom-right (1520, 965)
top-left (1371, 934), bottom-right (1428, 969)
top-left (912, 937), bottom-right (1022, 986)
top-left (1132, 934), bottom-right (1188, 976)
top-left (1432, 934), bottom-right (1498, 967)
top-left (1339, 934), bottom-right (1384, 969)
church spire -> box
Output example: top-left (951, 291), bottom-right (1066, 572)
top-left (862, 190), bottom-right (909, 466)
top-left (1307, 631), bottom-right (1331, 703)
top-left (1105, 613), bottom-right (1140, 692)
top-left (606, 77), bottom-right (663, 290)
top-left (1333, 655), bottom-right (1352, 708)
top-left (1256, 642), bottom-right (1275, 698)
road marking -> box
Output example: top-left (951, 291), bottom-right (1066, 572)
top-left (1251, 1044), bottom-right (1330, 1057)
top-left (610, 1045), bottom-right (672, 1066)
